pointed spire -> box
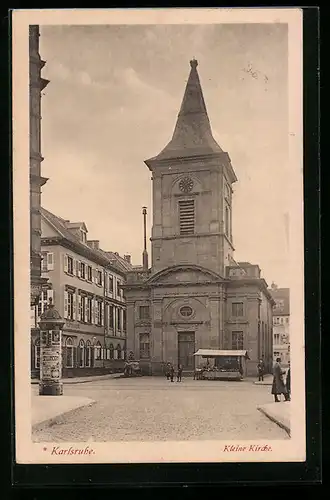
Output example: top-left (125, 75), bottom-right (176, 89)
top-left (146, 59), bottom-right (223, 164)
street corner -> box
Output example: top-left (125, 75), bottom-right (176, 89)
top-left (257, 402), bottom-right (291, 436)
top-left (32, 395), bottom-right (96, 430)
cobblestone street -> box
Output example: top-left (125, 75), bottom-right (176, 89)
top-left (32, 377), bottom-right (289, 442)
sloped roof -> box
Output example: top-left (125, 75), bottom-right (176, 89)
top-left (145, 59), bottom-right (223, 164)
top-left (41, 207), bottom-right (126, 276)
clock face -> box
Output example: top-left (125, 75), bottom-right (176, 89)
top-left (179, 176), bottom-right (194, 193)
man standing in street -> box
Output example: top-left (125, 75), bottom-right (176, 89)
top-left (170, 364), bottom-right (175, 382)
top-left (177, 364), bottom-right (183, 382)
top-left (257, 358), bottom-right (265, 381)
top-left (271, 357), bottom-right (290, 402)
top-left (286, 361), bottom-right (291, 399)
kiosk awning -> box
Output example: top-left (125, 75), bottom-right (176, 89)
top-left (193, 349), bottom-right (248, 357)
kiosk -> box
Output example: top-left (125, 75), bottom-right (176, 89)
top-left (193, 349), bottom-right (250, 381)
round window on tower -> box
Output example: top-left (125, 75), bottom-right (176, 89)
top-left (180, 306), bottom-right (193, 317)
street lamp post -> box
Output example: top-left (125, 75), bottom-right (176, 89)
top-left (38, 297), bottom-right (65, 396)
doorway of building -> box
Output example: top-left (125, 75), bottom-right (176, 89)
top-left (178, 332), bottom-right (195, 371)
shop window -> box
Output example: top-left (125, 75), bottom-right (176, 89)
top-left (78, 339), bottom-right (85, 368)
top-left (65, 337), bottom-right (74, 368)
top-left (85, 340), bottom-right (92, 367)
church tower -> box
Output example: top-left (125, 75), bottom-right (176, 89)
top-left (145, 59), bottom-right (237, 276)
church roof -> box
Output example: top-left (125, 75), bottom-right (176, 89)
top-left (145, 59), bottom-right (223, 164)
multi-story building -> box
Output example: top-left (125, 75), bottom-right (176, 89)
top-left (29, 25), bottom-right (50, 306)
top-left (31, 207), bottom-right (132, 378)
top-left (270, 284), bottom-right (290, 366)
top-left (124, 59), bottom-right (275, 376)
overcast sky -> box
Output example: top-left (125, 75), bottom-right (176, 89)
top-left (39, 23), bottom-right (289, 287)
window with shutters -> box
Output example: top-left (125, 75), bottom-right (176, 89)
top-left (67, 256), bottom-right (74, 275)
top-left (123, 310), bottom-right (126, 331)
top-left (139, 305), bottom-right (150, 320)
top-left (86, 297), bottom-right (92, 323)
top-left (109, 305), bottom-right (114, 329)
top-left (87, 265), bottom-right (93, 282)
top-left (139, 334), bottom-right (150, 359)
top-left (109, 275), bottom-right (114, 293)
top-left (80, 262), bottom-right (86, 279)
top-left (117, 309), bottom-right (121, 331)
top-left (117, 281), bottom-right (121, 298)
top-left (97, 270), bottom-right (103, 286)
top-left (65, 337), bottom-right (74, 367)
top-left (80, 295), bottom-right (86, 322)
top-left (96, 301), bottom-right (103, 326)
top-left (179, 199), bottom-right (195, 235)
top-left (232, 302), bottom-right (244, 317)
top-left (67, 291), bottom-right (74, 320)
top-left (231, 331), bottom-right (244, 350)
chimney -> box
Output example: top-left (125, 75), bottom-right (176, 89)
top-left (142, 206), bottom-right (149, 270)
top-left (124, 254), bottom-right (131, 264)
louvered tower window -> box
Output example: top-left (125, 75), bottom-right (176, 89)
top-left (179, 200), bottom-right (195, 235)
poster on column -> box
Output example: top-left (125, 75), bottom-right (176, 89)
top-left (11, 6), bottom-right (320, 487)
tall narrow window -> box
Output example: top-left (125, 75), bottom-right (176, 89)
top-left (225, 206), bottom-right (229, 236)
top-left (139, 334), bottom-right (150, 359)
top-left (109, 305), bottom-right (114, 328)
top-left (231, 331), bottom-right (244, 350)
top-left (232, 302), bottom-right (244, 317)
top-left (139, 306), bottom-right (150, 320)
top-left (179, 200), bottom-right (195, 235)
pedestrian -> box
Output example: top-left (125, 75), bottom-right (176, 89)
top-left (271, 357), bottom-right (290, 402)
top-left (165, 362), bottom-right (171, 380)
top-left (286, 361), bottom-right (291, 399)
top-left (257, 359), bottom-right (265, 381)
top-left (177, 364), bottom-right (183, 382)
top-left (170, 364), bottom-right (175, 382)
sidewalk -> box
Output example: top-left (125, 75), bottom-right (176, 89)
top-left (31, 373), bottom-right (122, 385)
top-left (257, 402), bottom-right (291, 436)
top-left (32, 394), bottom-right (96, 428)
top-left (254, 375), bottom-right (273, 386)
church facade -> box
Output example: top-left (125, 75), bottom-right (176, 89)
top-left (123, 60), bottom-right (274, 376)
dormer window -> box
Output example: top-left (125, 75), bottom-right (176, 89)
top-left (81, 230), bottom-right (87, 243)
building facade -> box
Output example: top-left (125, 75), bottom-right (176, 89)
top-left (31, 208), bottom-right (130, 378)
top-left (270, 284), bottom-right (290, 366)
top-left (124, 60), bottom-right (274, 376)
top-left (29, 25), bottom-right (50, 307)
